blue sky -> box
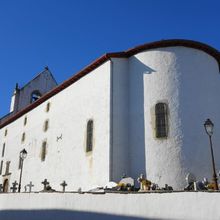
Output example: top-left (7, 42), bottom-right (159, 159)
top-left (0, 0), bottom-right (220, 116)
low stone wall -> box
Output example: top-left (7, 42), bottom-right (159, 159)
top-left (0, 192), bottom-right (219, 220)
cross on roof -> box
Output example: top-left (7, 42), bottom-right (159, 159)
top-left (27, 181), bottom-right (34, 193)
top-left (41, 179), bottom-right (49, 191)
top-left (60, 181), bottom-right (67, 192)
top-left (10, 181), bottom-right (18, 193)
top-left (0, 184), bottom-right (3, 193)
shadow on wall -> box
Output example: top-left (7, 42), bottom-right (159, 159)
top-left (0, 209), bottom-right (167, 220)
top-left (128, 56), bottom-right (156, 180)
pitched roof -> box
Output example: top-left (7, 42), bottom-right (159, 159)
top-left (1, 39), bottom-right (220, 128)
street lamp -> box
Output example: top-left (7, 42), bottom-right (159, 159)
top-left (18, 148), bottom-right (27, 193)
top-left (204, 119), bottom-right (219, 190)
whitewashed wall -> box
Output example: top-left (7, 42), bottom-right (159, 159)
top-left (0, 192), bottom-right (220, 220)
top-left (111, 58), bottom-right (129, 182)
top-left (0, 61), bottom-right (111, 192)
top-left (128, 47), bottom-right (220, 189)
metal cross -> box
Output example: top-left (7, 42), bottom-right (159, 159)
top-left (27, 181), bottom-right (34, 193)
top-left (56, 134), bottom-right (62, 142)
top-left (10, 181), bottom-right (18, 193)
top-left (60, 181), bottom-right (67, 192)
top-left (0, 184), bottom-right (3, 193)
top-left (41, 179), bottom-right (49, 191)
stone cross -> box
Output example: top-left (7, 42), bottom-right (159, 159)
top-left (27, 181), bottom-right (34, 193)
top-left (0, 184), bottom-right (3, 193)
top-left (10, 181), bottom-right (18, 193)
top-left (41, 179), bottom-right (49, 191)
top-left (60, 181), bottom-right (67, 192)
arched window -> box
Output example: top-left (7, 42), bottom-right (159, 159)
top-left (41, 141), bottom-right (47, 161)
top-left (30, 90), bottom-right (41, 103)
top-left (46, 102), bottom-right (50, 112)
top-left (155, 103), bottom-right (168, 138)
top-left (43, 120), bottom-right (49, 132)
top-left (24, 116), bottom-right (27, 126)
top-left (21, 132), bottom-right (26, 143)
top-left (2, 143), bottom-right (5, 157)
top-left (86, 120), bottom-right (93, 152)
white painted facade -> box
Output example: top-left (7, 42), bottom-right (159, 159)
top-left (0, 40), bottom-right (220, 192)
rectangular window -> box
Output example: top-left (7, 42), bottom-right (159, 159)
top-left (2, 143), bottom-right (5, 157)
top-left (41, 141), bottom-right (47, 161)
top-left (86, 120), bottom-right (93, 152)
top-left (155, 103), bottom-right (168, 138)
top-left (5, 161), bottom-right (10, 175)
top-left (0, 160), bottom-right (3, 175)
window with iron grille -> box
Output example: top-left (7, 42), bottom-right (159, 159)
top-left (86, 120), bottom-right (93, 152)
top-left (155, 103), bottom-right (168, 138)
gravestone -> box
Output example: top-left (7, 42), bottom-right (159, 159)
top-left (137, 174), bottom-right (151, 191)
top-left (104, 181), bottom-right (117, 189)
top-left (10, 181), bottom-right (18, 193)
top-left (41, 179), bottom-right (49, 191)
top-left (184, 173), bottom-right (196, 191)
top-left (118, 177), bottom-right (135, 191)
top-left (60, 181), bottom-right (67, 192)
top-left (27, 181), bottom-right (34, 192)
top-left (0, 184), bottom-right (3, 193)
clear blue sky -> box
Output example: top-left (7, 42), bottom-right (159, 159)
top-left (0, 0), bottom-right (220, 116)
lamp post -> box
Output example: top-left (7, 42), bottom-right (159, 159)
top-left (18, 148), bottom-right (27, 193)
top-left (204, 119), bottom-right (219, 190)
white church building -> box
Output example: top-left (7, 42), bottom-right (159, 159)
top-left (0, 39), bottom-right (220, 192)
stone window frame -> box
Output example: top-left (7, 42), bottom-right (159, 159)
top-left (86, 119), bottom-right (94, 152)
top-left (155, 102), bottom-right (168, 138)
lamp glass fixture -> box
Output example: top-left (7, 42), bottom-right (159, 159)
top-left (204, 119), bottom-right (214, 136)
top-left (20, 149), bottom-right (27, 160)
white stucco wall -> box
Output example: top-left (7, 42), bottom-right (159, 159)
top-left (0, 61), bottom-right (111, 192)
top-left (0, 192), bottom-right (220, 220)
top-left (111, 58), bottom-right (129, 182)
top-left (1, 44), bottom-right (220, 192)
top-left (128, 47), bottom-right (220, 189)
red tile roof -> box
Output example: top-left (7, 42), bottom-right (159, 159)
top-left (1, 39), bottom-right (219, 128)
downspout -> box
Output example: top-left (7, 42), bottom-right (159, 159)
top-left (109, 58), bottom-right (114, 181)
